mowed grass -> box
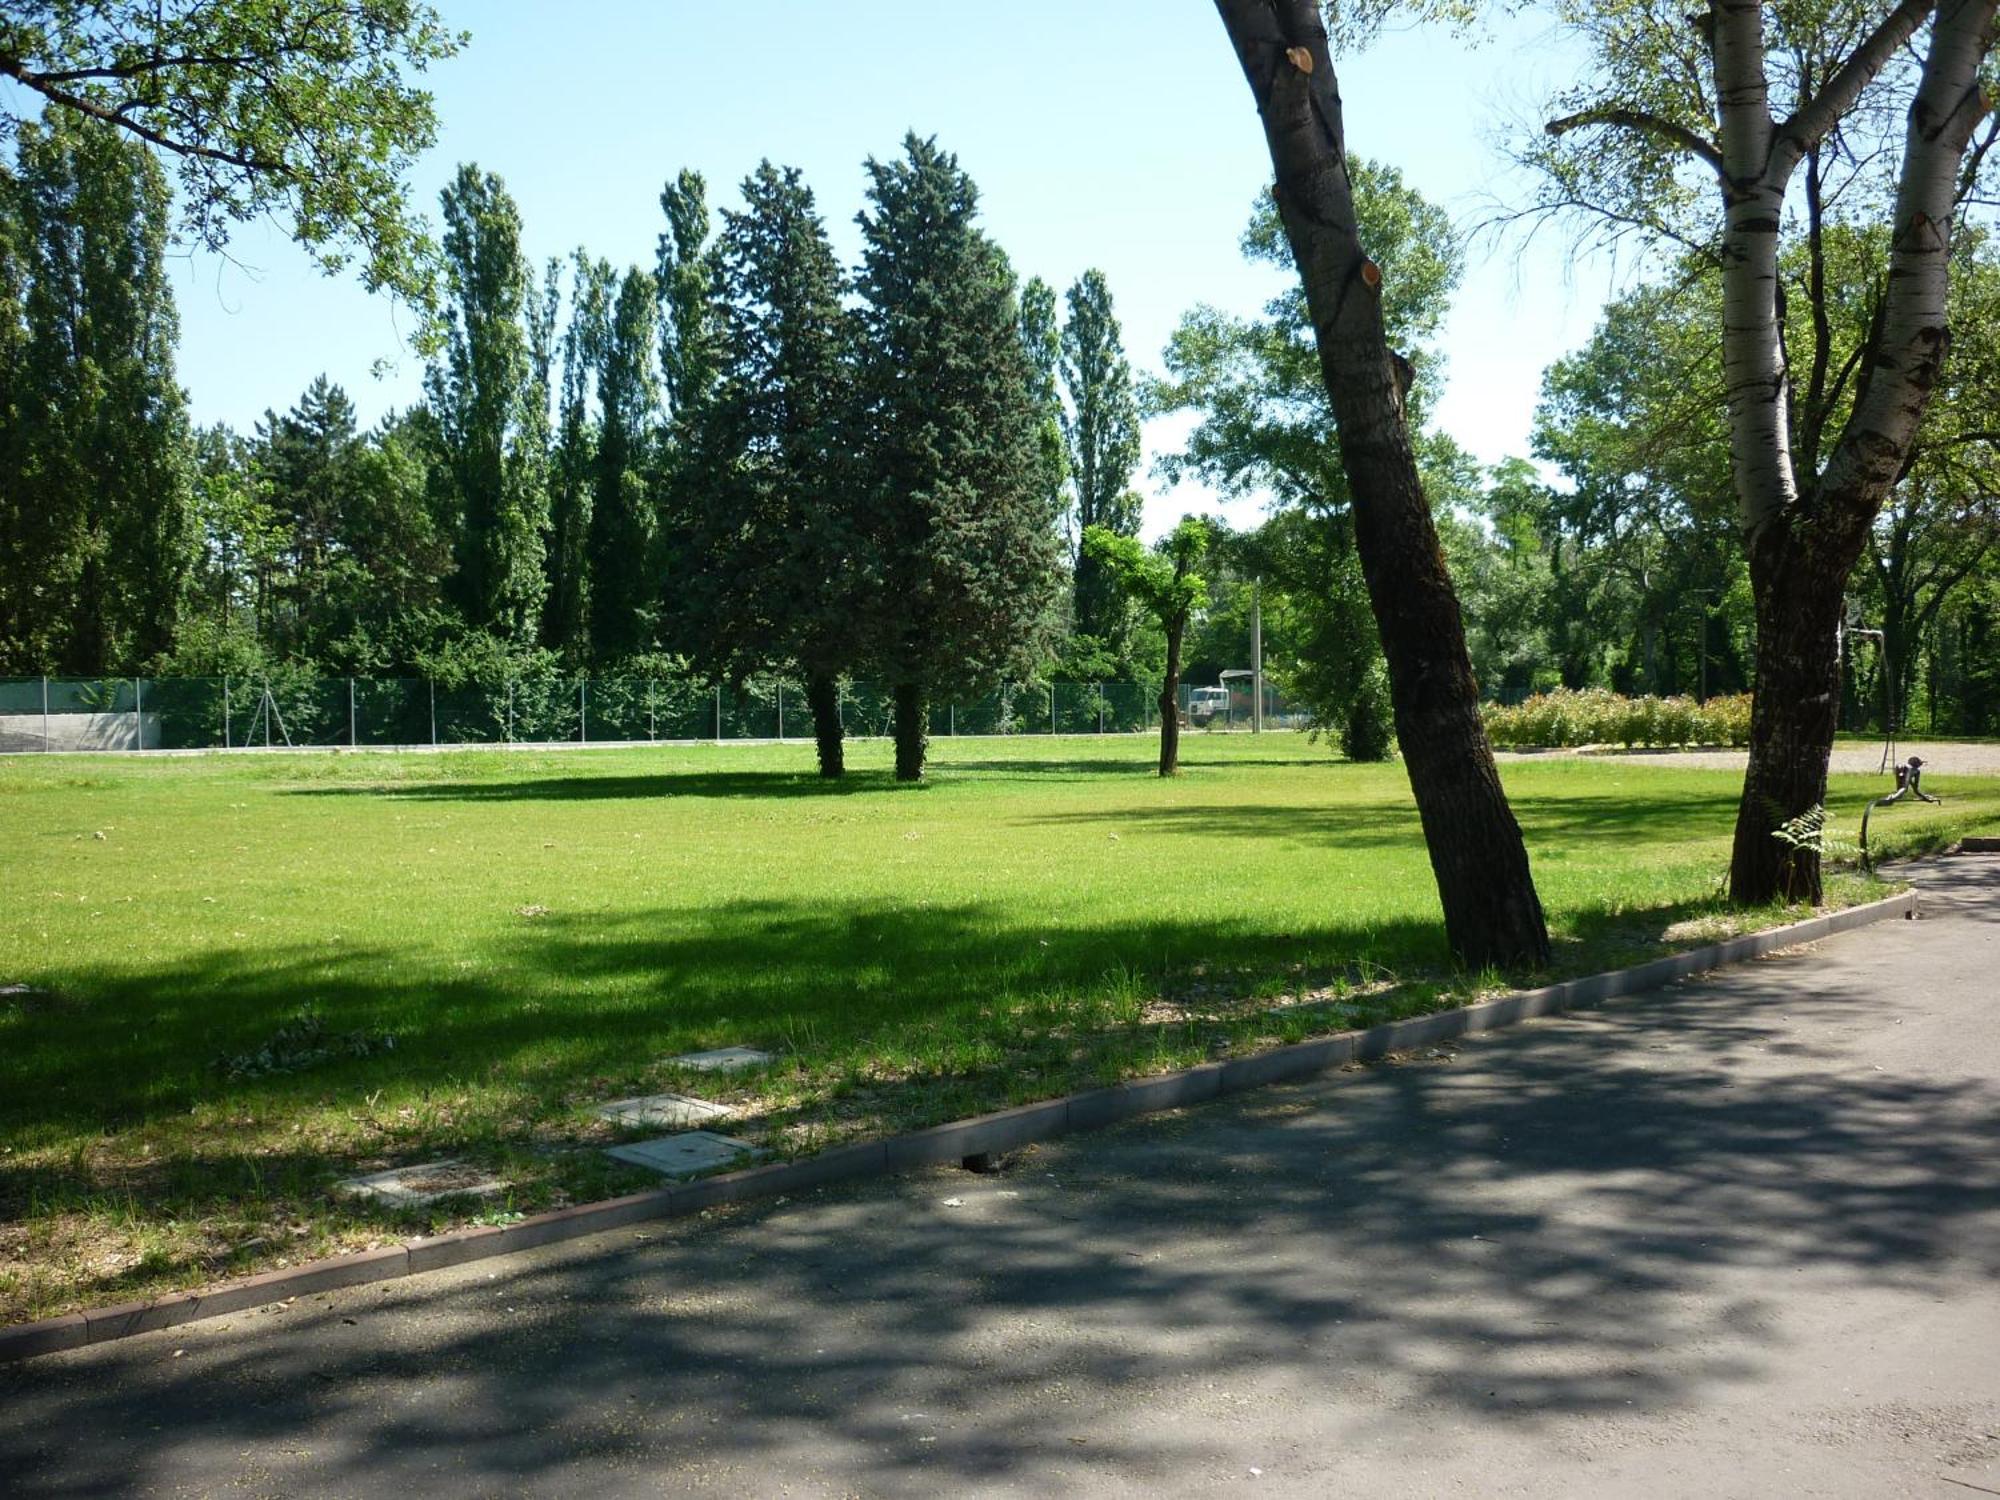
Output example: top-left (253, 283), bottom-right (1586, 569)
top-left (4, 732), bottom-right (1998, 1323)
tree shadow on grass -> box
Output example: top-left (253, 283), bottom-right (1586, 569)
top-left (4, 940), bottom-right (1998, 1494)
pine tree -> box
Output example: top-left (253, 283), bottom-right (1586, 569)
top-left (855, 134), bottom-right (1060, 780)
top-left (427, 164), bottom-right (549, 647)
top-left (679, 161), bottom-right (862, 775)
top-left (1061, 269), bottom-right (1143, 665)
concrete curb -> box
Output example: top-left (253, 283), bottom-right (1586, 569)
top-left (1960, 836), bottom-right (2000, 853)
top-left (0, 888), bottom-right (1919, 1365)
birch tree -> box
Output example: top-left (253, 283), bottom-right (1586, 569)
top-left (1533, 0), bottom-right (1999, 902)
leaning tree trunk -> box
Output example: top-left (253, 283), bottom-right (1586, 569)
top-left (804, 671), bottom-right (844, 778)
top-left (1158, 621), bottom-right (1185, 777)
top-left (1214, 0), bottom-right (1550, 968)
top-left (892, 681), bottom-right (927, 782)
top-left (1729, 524), bottom-right (1851, 904)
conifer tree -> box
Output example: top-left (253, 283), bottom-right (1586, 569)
top-left (855, 134), bottom-right (1060, 780)
top-left (679, 162), bottom-right (861, 774)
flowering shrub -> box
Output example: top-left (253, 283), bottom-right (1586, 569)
top-left (1483, 688), bottom-right (1753, 748)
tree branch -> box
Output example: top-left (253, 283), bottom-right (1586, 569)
top-left (1773, 0), bottom-right (1936, 173)
top-left (1546, 105), bottom-right (1726, 179)
top-left (0, 56), bottom-right (294, 176)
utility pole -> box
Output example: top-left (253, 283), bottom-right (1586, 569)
top-left (1251, 577), bottom-right (1264, 734)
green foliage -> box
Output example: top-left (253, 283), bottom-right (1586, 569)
top-left (587, 267), bottom-right (662, 662)
top-left (0, 0), bottom-right (463, 308)
top-left (675, 160), bottom-right (863, 688)
top-left (0, 111), bottom-right (193, 674)
top-left (427, 165), bottom-right (548, 646)
top-left (854, 134), bottom-right (1060, 706)
top-left (1061, 269), bottom-right (1143, 660)
top-left (1083, 517), bottom-right (1213, 635)
top-left (1481, 688), bottom-right (1753, 749)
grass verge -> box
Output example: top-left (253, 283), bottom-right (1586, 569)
top-left (4, 732), bottom-right (1997, 1323)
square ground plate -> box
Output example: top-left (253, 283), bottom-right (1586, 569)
top-left (604, 1131), bottom-right (763, 1179)
top-left (595, 1092), bottom-right (732, 1129)
top-left (667, 1046), bottom-right (775, 1072)
top-left (336, 1159), bottom-right (510, 1208)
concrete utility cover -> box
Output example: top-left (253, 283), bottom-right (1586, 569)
top-left (336, 1159), bottom-right (510, 1208)
top-left (667, 1046), bottom-right (775, 1072)
top-left (604, 1131), bottom-right (762, 1178)
top-left (595, 1092), bottom-right (732, 1129)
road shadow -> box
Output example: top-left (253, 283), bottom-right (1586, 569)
top-left (3, 940), bottom-right (1997, 1494)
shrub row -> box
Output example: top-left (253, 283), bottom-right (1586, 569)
top-left (1482, 688), bottom-right (1753, 749)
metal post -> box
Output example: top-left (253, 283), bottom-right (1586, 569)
top-left (429, 679), bottom-right (437, 747)
top-left (714, 684), bottom-right (722, 741)
top-left (507, 681), bottom-right (514, 745)
top-left (648, 684), bottom-right (656, 742)
top-left (580, 679), bottom-right (587, 743)
top-left (133, 677), bottom-right (143, 751)
top-left (949, 702), bottom-right (956, 737)
top-left (223, 677), bottom-right (231, 750)
top-left (41, 675), bottom-right (49, 753)
top-left (1252, 577), bottom-right (1264, 734)
top-left (777, 682), bottom-right (784, 741)
top-left (349, 678), bottom-right (357, 748)
top-left (1050, 683), bottom-right (1057, 736)
top-left (1097, 681), bottom-right (1105, 734)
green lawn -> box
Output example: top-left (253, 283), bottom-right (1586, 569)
top-left (4, 732), bottom-right (1997, 1323)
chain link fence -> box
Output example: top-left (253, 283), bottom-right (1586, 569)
top-left (0, 676), bottom-right (1301, 753)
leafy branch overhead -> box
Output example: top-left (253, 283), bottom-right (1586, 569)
top-left (0, 0), bottom-right (464, 304)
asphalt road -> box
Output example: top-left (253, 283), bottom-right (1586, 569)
top-left (5, 858), bottom-right (1998, 1498)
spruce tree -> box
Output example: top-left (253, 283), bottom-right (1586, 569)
top-left (855, 134), bottom-right (1060, 780)
top-left (428, 164), bottom-right (549, 648)
top-left (1061, 269), bottom-right (1143, 666)
top-left (679, 161), bottom-right (861, 775)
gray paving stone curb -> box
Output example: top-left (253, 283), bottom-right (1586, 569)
top-left (0, 888), bottom-right (1918, 1365)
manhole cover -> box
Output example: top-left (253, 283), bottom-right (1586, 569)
top-left (336, 1159), bottom-right (510, 1208)
top-left (666, 1046), bottom-right (775, 1073)
top-left (604, 1131), bottom-right (763, 1179)
top-left (595, 1092), bottom-right (732, 1129)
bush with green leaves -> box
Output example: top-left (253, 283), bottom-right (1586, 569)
top-left (1483, 688), bottom-right (1752, 749)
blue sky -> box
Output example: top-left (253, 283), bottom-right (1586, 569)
top-left (170, 1), bottom-right (1638, 538)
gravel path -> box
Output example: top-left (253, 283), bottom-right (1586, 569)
top-left (1500, 737), bottom-right (2000, 776)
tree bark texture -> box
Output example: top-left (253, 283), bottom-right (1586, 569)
top-left (1712, 0), bottom-right (1996, 903)
top-left (892, 681), bottom-right (927, 782)
top-left (1159, 621), bottom-right (1184, 777)
top-left (1213, 0), bottom-right (1551, 968)
top-left (805, 671), bottom-right (844, 779)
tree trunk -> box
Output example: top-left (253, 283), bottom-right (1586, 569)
top-left (892, 681), bottom-right (927, 782)
top-left (1159, 621), bottom-right (1184, 777)
top-left (1214, 0), bottom-right (1550, 969)
top-left (805, 671), bottom-right (844, 778)
top-left (1729, 526), bottom-right (1849, 904)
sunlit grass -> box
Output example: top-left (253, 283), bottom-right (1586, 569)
top-left (3, 731), bottom-right (1996, 1321)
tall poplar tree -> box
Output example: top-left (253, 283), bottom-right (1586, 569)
top-left (427, 164), bottom-right (548, 647)
top-left (855, 134), bottom-right (1060, 780)
top-left (0, 112), bottom-right (193, 674)
top-left (679, 161), bottom-right (862, 775)
top-left (1061, 268), bottom-right (1144, 664)
top-left (587, 267), bottom-right (662, 663)
top-left (543, 253), bottom-right (613, 662)
top-left (1018, 275), bottom-right (1071, 586)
